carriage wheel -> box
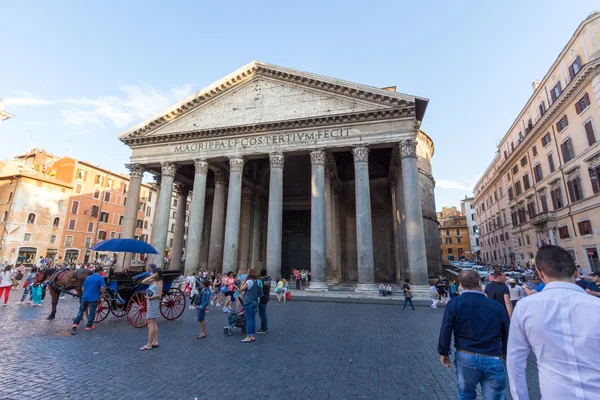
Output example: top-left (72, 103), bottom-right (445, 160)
top-left (85, 295), bottom-right (110, 323)
top-left (110, 300), bottom-right (127, 318)
top-left (127, 292), bottom-right (148, 328)
top-left (160, 288), bottom-right (186, 320)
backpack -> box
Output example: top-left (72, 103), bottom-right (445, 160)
top-left (15, 271), bottom-right (23, 281)
top-left (255, 279), bottom-right (264, 298)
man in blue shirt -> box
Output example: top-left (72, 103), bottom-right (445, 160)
top-left (438, 270), bottom-right (510, 399)
top-left (72, 266), bottom-right (106, 331)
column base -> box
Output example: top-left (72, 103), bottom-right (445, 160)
top-left (306, 281), bottom-right (329, 292)
top-left (355, 283), bottom-right (379, 293)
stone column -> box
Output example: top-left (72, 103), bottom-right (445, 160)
top-left (308, 150), bottom-right (328, 291)
top-left (151, 162), bottom-right (177, 269)
top-left (222, 157), bottom-right (245, 273)
top-left (238, 187), bottom-right (253, 273)
top-left (184, 159), bottom-right (208, 275)
top-left (324, 163), bottom-right (334, 281)
top-left (399, 139), bottom-right (428, 286)
top-left (266, 153), bottom-right (284, 280)
top-left (250, 192), bottom-right (262, 271)
top-left (333, 183), bottom-right (342, 283)
top-left (390, 183), bottom-right (402, 282)
top-left (170, 184), bottom-right (188, 270)
top-left (352, 146), bottom-right (376, 291)
top-left (117, 163), bottom-right (144, 271)
top-left (148, 176), bottom-right (161, 244)
top-left (207, 170), bottom-right (226, 273)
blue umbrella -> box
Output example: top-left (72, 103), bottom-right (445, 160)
top-left (91, 238), bottom-right (159, 254)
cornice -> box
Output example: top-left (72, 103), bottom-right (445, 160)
top-left (119, 63), bottom-right (416, 144)
top-left (121, 107), bottom-right (414, 146)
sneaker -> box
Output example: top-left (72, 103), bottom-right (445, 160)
top-left (222, 307), bottom-right (228, 313)
top-left (257, 329), bottom-right (268, 334)
top-left (72, 324), bottom-right (78, 330)
top-left (210, 300), bottom-right (214, 306)
top-left (189, 305), bottom-right (196, 310)
top-left (215, 302), bottom-right (221, 307)
top-left (15, 301), bottom-right (22, 305)
top-left (403, 308), bottom-right (407, 311)
top-left (85, 326), bottom-right (96, 331)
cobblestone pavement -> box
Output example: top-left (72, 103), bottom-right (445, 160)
top-left (0, 293), bottom-right (541, 400)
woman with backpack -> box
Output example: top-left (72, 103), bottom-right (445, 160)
top-left (239, 268), bottom-right (262, 343)
top-left (0, 265), bottom-right (15, 306)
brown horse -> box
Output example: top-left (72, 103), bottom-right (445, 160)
top-left (35, 268), bottom-right (93, 320)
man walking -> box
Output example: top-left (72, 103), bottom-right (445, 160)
top-left (438, 270), bottom-right (510, 399)
top-left (72, 266), bottom-right (106, 331)
top-left (507, 245), bottom-right (600, 399)
top-left (484, 269), bottom-right (513, 317)
top-left (585, 271), bottom-right (600, 297)
top-left (257, 268), bottom-right (271, 333)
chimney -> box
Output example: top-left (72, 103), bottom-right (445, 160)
top-left (532, 80), bottom-right (541, 91)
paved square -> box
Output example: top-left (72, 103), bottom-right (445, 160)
top-left (0, 296), bottom-right (540, 399)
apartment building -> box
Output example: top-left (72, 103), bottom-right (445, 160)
top-left (437, 206), bottom-right (472, 263)
top-left (461, 196), bottom-right (481, 259)
top-left (474, 12), bottom-right (600, 272)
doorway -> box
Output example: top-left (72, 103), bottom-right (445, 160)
top-left (281, 210), bottom-right (310, 280)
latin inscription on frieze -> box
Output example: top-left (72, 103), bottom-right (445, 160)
top-left (174, 128), bottom-right (352, 153)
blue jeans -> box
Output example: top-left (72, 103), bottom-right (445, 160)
top-left (455, 351), bottom-right (507, 400)
top-left (403, 296), bottom-right (414, 309)
top-left (73, 301), bottom-right (98, 328)
top-left (20, 287), bottom-right (33, 302)
top-left (245, 301), bottom-right (257, 336)
top-left (258, 302), bottom-right (268, 331)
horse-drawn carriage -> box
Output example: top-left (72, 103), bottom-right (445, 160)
top-left (92, 268), bottom-right (186, 328)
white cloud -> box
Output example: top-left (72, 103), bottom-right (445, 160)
top-left (4, 90), bottom-right (53, 106)
top-left (436, 172), bottom-right (482, 192)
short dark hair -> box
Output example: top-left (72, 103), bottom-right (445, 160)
top-left (247, 268), bottom-right (256, 279)
top-left (260, 268), bottom-right (267, 277)
top-left (152, 267), bottom-right (163, 281)
top-left (535, 245), bottom-right (576, 279)
top-left (493, 269), bottom-right (504, 277)
top-left (94, 266), bottom-right (103, 273)
top-left (458, 270), bottom-right (480, 290)
top-left (202, 279), bottom-right (210, 287)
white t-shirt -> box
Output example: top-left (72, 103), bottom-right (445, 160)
top-left (508, 285), bottom-right (524, 301)
top-left (246, 279), bottom-right (254, 290)
top-left (0, 271), bottom-right (12, 287)
top-left (429, 286), bottom-right (437, 297)
top-left (186, 276), bottom-right (195, 284)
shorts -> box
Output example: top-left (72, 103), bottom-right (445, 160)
top-left (196, 308), bottom-right (206, 322)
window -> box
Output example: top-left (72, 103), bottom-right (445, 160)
top-left (526, 235), bottom-right (531, 246)
top-left (99, 212), bottom-right (109, 223)
top-left (511, 142), bottom-right (515, 151)
top-left (123, 197), bottom-right (127, 206)
top-left (472, 225), bottom-right (477, 233)
top-left (523, 174), bottom-right (530, 191)
top-left (93, 189), bottom-right (100, 199)
top-left (445, 237), bottom-right (452, 244)
top-left (500, 234), bottom-right (504, 242)
top-left (87, 222), bottom-right (94, 232)
top-left (589, 166), bottom-right (600, 195)
top-left (578, 220), bottom-right (593, 236)
top-left (118, 215), bottom-right (124, 225)
top-left (559, 226), bottom-right (570, 239)
top-left (455, 228), bottom-right (460, 235)
top-left (52, 217), bottom-right (59, 227)
top-left (122, 183), bottom-right (128, 194)
top-left (457, 237), bottom-right (462, 244)
top-left (520, 156), bottom-right (528, 167)
top-left (566, 176), bottom-right (583, 203)
top-left (110, 231), bottom-right (117, 239)
top-left (458, 248), bottom-right (463, 254)
top-left (575, 93), bottom-right (590, 114)
top-left (98, 230), bottom-right (107, 240)
top-left (71, 200), bottom-right (79, 214)
top-left (568, 56), bottom-right (582, 80)
top-left (533, 164), bottom-right (543, 183)
top-left (541, 133), bottom-right (552, 147)
top-left (144, 220), bottom-right (148, 229)
top-left (67, 219), bottom-right (76, 230)
top-left (518, 237), bottom-right (522, 247)
top-left (27, 213), bottom-right (36, 224)
top-left (24, 233), bottom-right (31, 241)
top-left (170, 223), bottom-right (175, 233)
top-left (139, 202), bottom-right (145, 212)
top-left (532, 145), bottom-right (538, 157)
top-left (550, 82), bottom-right (562, 102)
top-left (540, 193), bottom-right (548, 212)
top-left (77, 169), bottom-right (87, 180)
top-left (539, 102), bottom-right (546, 117)
top-left (173, 199), bottom-right (178, 207)
top-left (471, 214), bottom-right (475, 221)
top-left (172, 211), bottom-right (177, 219)
top-left (136, 219), bottom-right (143, 229)
top-left (527, 199), bottom-right (537, 218)
top-left (146, 206), bottom-right (151, 217)
top-left (556, 115), bottom-right (569, 132)
top-left (512, 165), bottom-right (518, 174)
top-left (584, 121), bottom-right (596, 146)
top-left (447, 248), bottom-right (453, 254)
top-left (106, 178), bottom-right (113, 189)
top-left (494, 191), bottom-right (498, 202)
top-left (504, 150), bottom-right (508, 160)
top-left (515, 181), bottom-right (522, 196)
top-left (169, 238), bottom-right (173, 247)
top-left (104, 191), bottom-right (111, 202)
top-left (148, 191), bottom-right (152, 202)
top-left (85, 237), bottom-right (91, 248)
top-left (445, 229), bottom-right (450, 236)
top-left (2, 211), bottom-right (8, 222)
top-left (75, 183), bottom-right (83, 194)
top-left (95, 174), bottom-right (103, 185)
top-left (508, 187), bottom-right (514, 201)
top-left (546, 154), bottom-right (555, 173)
top-left (505, 232), bottom-right (509, 241)
top-left (551, 186), bottom-right (563, 210)
top-left (65, 236), bottom-right (73, 247)
top-left (499, 187), bottom-right (503, 197)
top-left (561, 139), bottom-right (575, 163)
top-left (50, 235), bottom-right (56, 244)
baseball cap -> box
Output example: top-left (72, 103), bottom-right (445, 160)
top-left (148, 263), bottom-right (156, 267)
top-left (590, 271), bottom-right (600, 277)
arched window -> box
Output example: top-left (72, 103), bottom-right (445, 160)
top-left (8, 192), bottom-right (13, 202)
top-left (2, 211), bottom-right (7, 222)
top-left (27, 213), bottom-right (36, 224)
top-left (53, 217), bottom-right (60, 227)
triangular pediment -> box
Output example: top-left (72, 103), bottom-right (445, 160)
top-left (119, 61), bottom-right (427, 145)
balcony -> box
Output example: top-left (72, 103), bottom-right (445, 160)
top-left (530, 211), bottom-right (557, 226)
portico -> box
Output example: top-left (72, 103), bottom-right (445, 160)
top-left (118, 61), bottom-right (440, 288)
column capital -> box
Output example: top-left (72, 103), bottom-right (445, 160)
top-left (229, 157), bottom-right (245, 173)
top-left (269, 153), bottom-right (285, 169)
top-left (242, 187), bottom-right (253, 202)
top-left (399, 139), bottom-right (417, 159)
top-left (161, 161), bottom-right (178, 177)
top-left (174, 183), bottom-right (189, 197)
top-left (125, 163), bottom-right (145, 178)
top-left (213, 170), bottom-right (227, 185)
top-left (352, 146), bottom-right (369, 163)
top-left (310, 149), bottom-right (326, 165)
top-left (194, 159), bottom-right (209, 174)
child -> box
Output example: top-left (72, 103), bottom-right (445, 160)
top-left (31, 282), bottom-right (43, 306)
top-left (429, 282), bottom-right (438, 309)
top-left (195, 279), bottom-right (211, 339)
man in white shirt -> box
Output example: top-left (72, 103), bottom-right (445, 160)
top-left (507, 245), bottom-right (600, 399)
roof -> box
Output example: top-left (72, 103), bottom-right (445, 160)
top-left (118, 60), bottom-right (429, 142)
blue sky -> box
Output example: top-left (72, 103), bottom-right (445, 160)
top-left (1, 1), bottom-right (598, 210)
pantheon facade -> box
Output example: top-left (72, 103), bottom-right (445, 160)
top-left (118, 62), bottom-right (440, 289)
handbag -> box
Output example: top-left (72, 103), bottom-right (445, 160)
top-left (220, 286), bottom-right (228, 293)
top-left (406, 290), bottom-right (413, 299)
top-left (274, 287), bottom-right (280, 293)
